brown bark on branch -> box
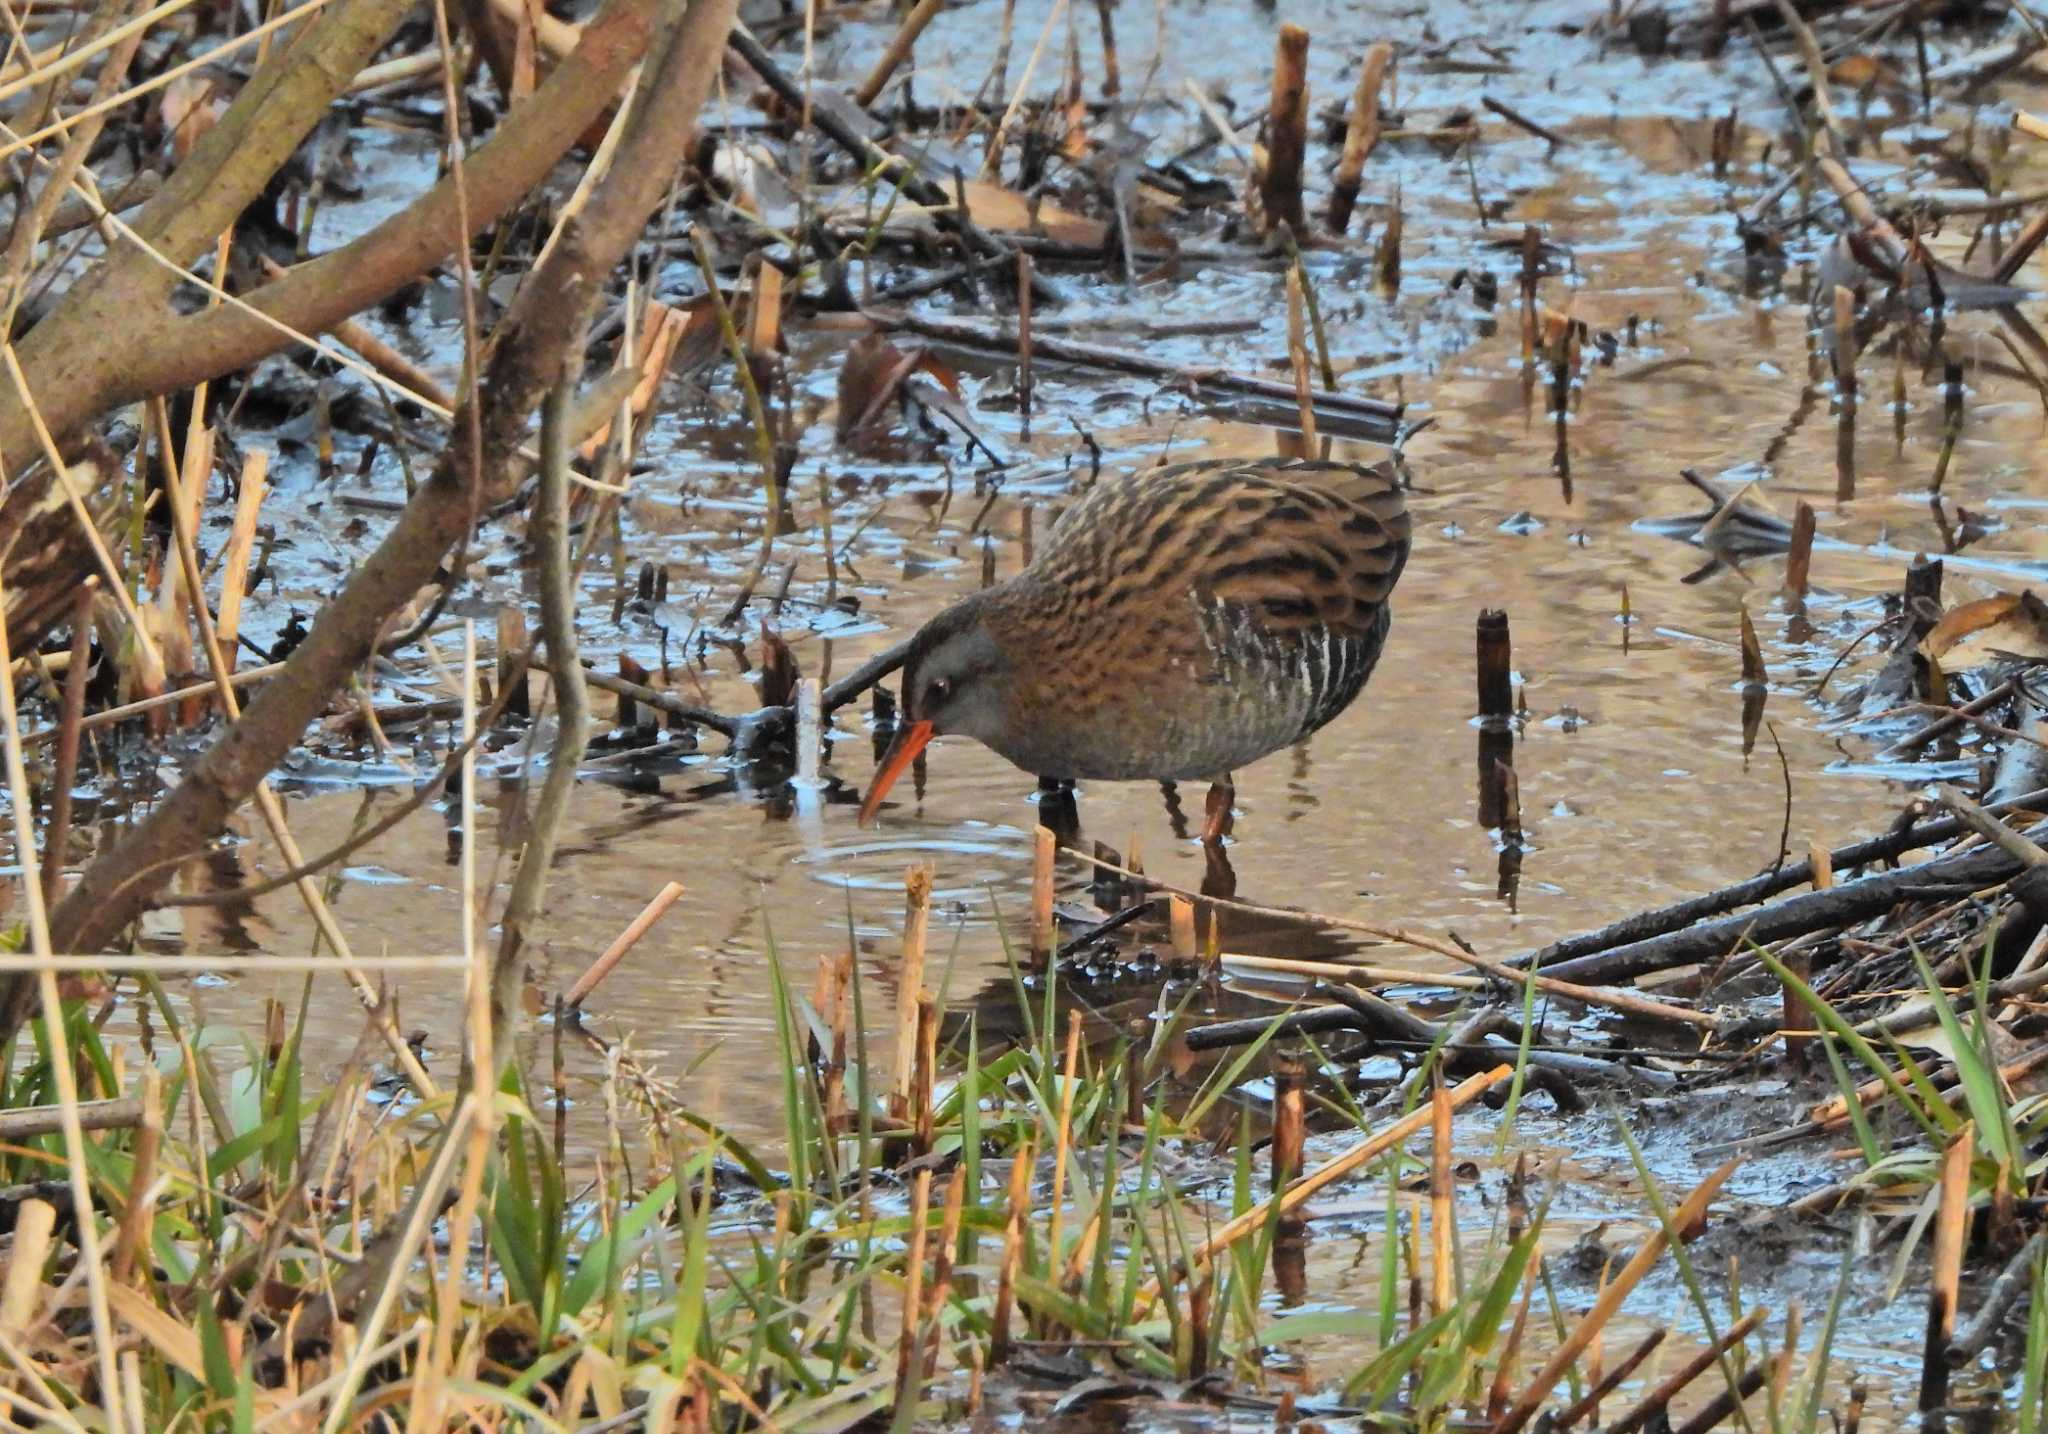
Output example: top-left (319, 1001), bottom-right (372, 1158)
top-left (0, 0), bottom-right (419, 466)
top-left (0, 0), bottom-right (661, 469)
top-left (17, 0), bottom-right (738, 1036)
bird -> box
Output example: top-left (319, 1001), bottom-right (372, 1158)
top-left (858, 454), bottom-right (1413, 839)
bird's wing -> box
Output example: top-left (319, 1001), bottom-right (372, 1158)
top-left (1191, 457), bottom-right (1411, 638)
top-left (1038, 455), bottom-right (1412, 638)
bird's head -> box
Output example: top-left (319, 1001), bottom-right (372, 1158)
top-left (858, 595), bottom-right (1014, 824)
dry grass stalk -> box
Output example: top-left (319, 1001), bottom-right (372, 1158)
top-left (564, 879), bottom-right (687, 1007)
top-left (922, 1165), bottom-right (969, 1379)
top-left (1784, 500), bottom-right (1816, 597)
top-left (1921, 1123), bottom-right (1975, 1410)
top-left (20, 661), bottom-right (286, 744)
top-left (1045, 1008), bottom-right (1084, 1295)
top-left (1219, 951), bottom-right (1486, 990)
top-left (1029, 825), bottom-right (1056, 964)
top-left (0, 1197), bottom-right (55, 1336)
top-left (1329, 42), bottom-right (1391, 233)
top-left (1490, 1158), bottom-right (1739, 1434)
top-left (1150, 1065), bottom-right (1512, 1302)
top-left (1286, 262), bottom-right (1318, 449)
top-left (1559, 1326), bottom-right (1665, 1429)
top-left (990, 1135), bottom-right (1035, 1362)
top-left (214, 447), bottom-right (270, 680)
top-left (1071, 848), bottom-right (1716, 1027)
top-left (0, 566), bottom-right (128, 1431)
top-left (1260, 24), bottom-right (1310, 234)
top-left (855, 0), bottom-right (944, 109)
top-left (1429, 1075), bottom-right (1454, 1316)
top-left (1270, 1057), bottom-right (1304, 1194)
top-left (893, 863), bottom-right (934, 1110)
top-left (895, 1167), bottom-right (934, 1404)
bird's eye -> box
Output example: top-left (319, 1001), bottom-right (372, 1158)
top-left (926, 676), bottom-right (953, 707)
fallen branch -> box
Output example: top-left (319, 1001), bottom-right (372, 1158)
top-left (875, 309), bottom-right (1406, 442)
top-left (1534, 820), bottom-right (2047, 987)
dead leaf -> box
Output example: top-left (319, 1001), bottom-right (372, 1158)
top-left (835, 333), bottom-right (927, 444)
top-left (956, 181), bottom-right (1109, 247)
top-left (758, 626), bottom-right (797, 708)
top-left (1919, 591), bottom-right (2048, 670)
top-left (158, 75), bottom-right (226, 163)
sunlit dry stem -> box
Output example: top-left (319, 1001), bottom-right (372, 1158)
top-left (1029, 825), bottom-right (1056, 964)
top-left (564, 880), bottom-right (687, 1007)
top-left (990, 1135), bottom-right (1034, 1362)
top-left (1329, 42), bottom-right (1391, 234)
top-left (1489, 1158), bottom-right (1739, 1434)
top-left (1260, 23), bottom-right (1309, 234)
top-left (893, 864), bottom-right (933, 1111)
top-left (854, 0), bottom-right (942, 109)
top-left (1429, 1075), bottom-right (1454, 1316)
top-left (1921, 1124), bottom-right (1975, 1410)
top-left (0, 566), bottom-right (128, 1433)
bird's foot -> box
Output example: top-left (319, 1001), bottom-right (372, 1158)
top-left (1201, 779), bottom-right (1235, 845)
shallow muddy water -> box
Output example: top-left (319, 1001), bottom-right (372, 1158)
top-left (46, 0), bottom-right (2048, 1414)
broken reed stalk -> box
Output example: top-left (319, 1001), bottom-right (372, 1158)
top-left (1489, 1159), bottom-right (1739, 1434)
top-left (1833, 284), bottom-right (1856, 501)
top-left (989, 1135), bottom-right (1035, 1363)
top-left (1169, 894), bottom-right (1198, 960)
top-left (0, 1196), bottom-right (55, 1332)
top-left (893, 863), bottom-right (933, 1112)
top-left (563, 879), bottom-right (686, 1007)
top-left (1374, 190), bottom-right (1403, 293)
top-left (921, 1165), bottom-right (969, 1378)
top-left (1029, 824), bottom-right (1055, 966)
top-left (1260, 24), bottom-right (1310, 235)
top-left (912, 993), bottom-right (938, 1153)
top-left (894, 1167), bottom-right (933, 1405)
top-left (1921, 1124), bottom-right (1974, 1411)
top-left (1045, 1009), bottom-right (1084, 1280)
top-left (795, 676), bottom-right (821, 785)
top-left (1285, 263), bottom-right (1318, 448)
top-left (1092, 0), bottom-right (1119, 97)
top-left (214, 448), bottom-right (270, 679)
top-left (1270, 1057), bottom-right (1304, 1197)
top-left (1476, 608), bottom-right (1512, 721)
top-left (1329, 41), bottom-right (1391, 234)
top-left (1930, 357), bottom-right (1964, 494)
top-left (38, 585), bottom-right (93, 907)
top-left (497, 604), bottom-right (531, 720)
top-left (854, 0), bottom-right (944, 109)
top-left (1783, 500), bottom-right (1816, 598)
top-left (1486, 1271), bottom-right (1535, 1419)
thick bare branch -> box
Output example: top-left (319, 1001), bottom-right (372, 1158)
top-left (30, 0), bottom-right (737, 991)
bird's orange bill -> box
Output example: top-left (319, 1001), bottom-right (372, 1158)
top-left (858, 720), bottom-right (934, 826)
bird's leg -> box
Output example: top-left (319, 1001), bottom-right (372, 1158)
top-left (1201, 776), bottom-right (1236, 844)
